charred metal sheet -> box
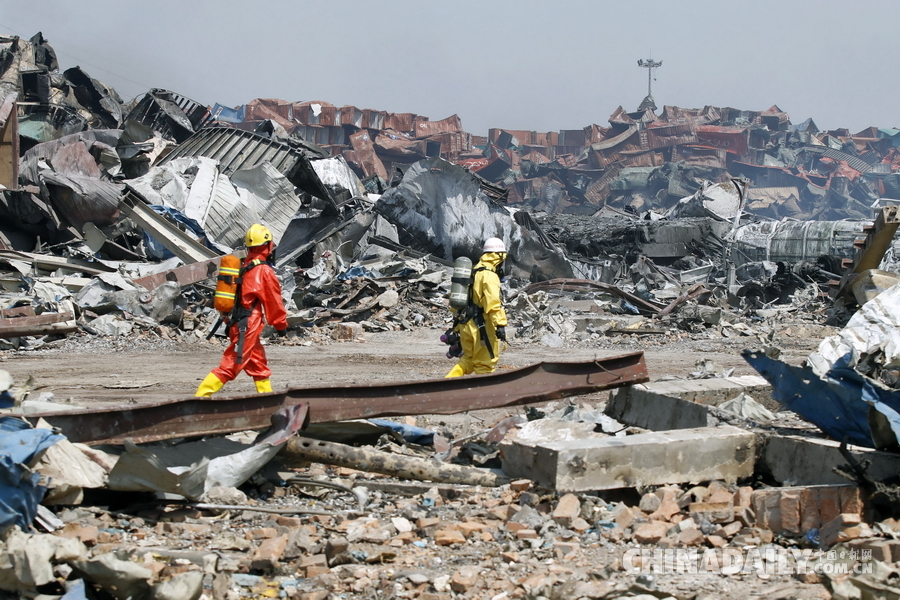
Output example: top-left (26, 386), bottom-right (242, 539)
top-left (132, 257), bottom-right (221, 291)
top-left (25, 354), bottom-right (648, 445)
top-left (124, 89), bottom-right (210, 143)
top-left (0, 311), bottom-right (76, 339)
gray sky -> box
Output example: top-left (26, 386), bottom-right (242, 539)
top-left (2, 0), bottom-right (897, 136)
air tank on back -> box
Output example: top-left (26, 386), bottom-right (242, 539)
top-left (449, 256), bottom-right (473, 309)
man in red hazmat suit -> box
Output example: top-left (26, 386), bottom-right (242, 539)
top-left (446, 237), bottom-right (509, 377)
top-left (196, 224), bottom-right (288, 396)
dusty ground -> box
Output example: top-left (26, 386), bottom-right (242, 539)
top-left (0, 320), bottom-right (829, 409)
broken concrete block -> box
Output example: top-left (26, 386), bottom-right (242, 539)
top-left (820, 513), bottom-right (868, 548)
top-left (332, 322), bottom-right (364, 341)
top-left (449, 566), bottom-right (480, 593)
top-left (688, 502), bottom-right (734, 524)
top-left (606, 385), bottom-right (715, 431)
top-left (633, 521), bottom-right (670, 544)
top-left (638, 492), bottom-right (661, 513)
top-left (525, 426), bottom-right (755, 492)
top-left (434, 529), bottom-right (466, 546)
top-left (779, 489), bottom-right (802, 534)
top-left (551, 493), bottom-right (581, 527)
top-left (250, 535), bottom-right (288, 571)
top-left (499, 419), bottom-right (606, 480)
top-left (763, 436), bottom-right (900, 485)
top-left (849, 538), bottom-right (895, 563)
top-left (650, 498), bottom-right (681, 522)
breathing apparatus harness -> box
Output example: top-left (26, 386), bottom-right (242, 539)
top-left (442, 256), bottom-right (506, 360)
top-left (207, 251), bottom-right (275, 365)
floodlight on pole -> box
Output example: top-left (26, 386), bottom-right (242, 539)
top-left (637, 58), bottom-right (663, 97)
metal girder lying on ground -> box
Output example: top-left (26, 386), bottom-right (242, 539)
top-left (25, 353), bottom-right (649, 445)
top-left (0, 311), bottom-right (77, 339)
top-left (132, 257), bottom-right (221, 291)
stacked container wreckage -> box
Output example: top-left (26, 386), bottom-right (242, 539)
top-left (4, 30), bottom-right (900, 598)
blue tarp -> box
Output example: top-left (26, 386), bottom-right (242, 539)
top-left (743, 350), bottom-right (900, 449)
top-left (144, 205), bottom-right (212, 260)
top-left (0, 417), bottom-right (64, 533)
top-left (368, 419), bottom-right (435, 445)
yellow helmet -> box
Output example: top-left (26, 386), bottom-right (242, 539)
top-left (245, 223), bottom-right (273, 247)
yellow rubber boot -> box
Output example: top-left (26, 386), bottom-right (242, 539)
top-left (255, 379), bottom-right (273, 393)
top-left (195, 373), bottom-right (224, 397)
top-left (445, 364), bottom-right (466, 378)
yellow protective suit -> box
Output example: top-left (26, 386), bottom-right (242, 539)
top-left (446, 252), bottom-right (508, 378)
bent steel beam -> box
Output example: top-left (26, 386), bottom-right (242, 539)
top-left (25, 353), bottom-right (648, 445)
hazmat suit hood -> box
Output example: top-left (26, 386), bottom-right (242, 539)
top-left (247, 242), bottom-right (274, 264)
top-left (477, 251), bottom-right (507, 279)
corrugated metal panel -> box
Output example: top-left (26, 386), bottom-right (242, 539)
top-left (427, 131), bottom-right (470, 155)
top-left (340, 105), bottom-right (362, 127)
top-left (161, 127), bottom-right (301, 176)
top-left (695, 125), bottom-right (750, 155)
top-left (413, 114), bottom-right (462, 138)
top-left (244, 98), bottom-right (293, 129)
top-left (645, 123), bottom-right (697, 150)
top-left (489, 129), bottom-right (533, 145)
top-left (590, 126), bottom-right (638, 152)
top-left (559, 129), bottom-right (587, 147)
top-left (384, 112), bottom-right (416, 133)
top-left (620, 150), bottom-right (666, 168)
top-left (802, 146), bottom-right (874, 173)
top-left (362, 109), bottom-right (385, 130)
top-left (201, 162), bottom-right (301, 248)
top-left (292, 101), bottom-right (336, 125)
top-left (349, 130), bottom-right (387, 179)
top-left (672, 145), bottom-right (727, 169)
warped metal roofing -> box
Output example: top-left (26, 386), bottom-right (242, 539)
top-left (161, 126), bottom-right (338, 213)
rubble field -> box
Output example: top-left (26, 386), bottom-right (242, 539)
top-left (5, 29), bottom-right (900, 600)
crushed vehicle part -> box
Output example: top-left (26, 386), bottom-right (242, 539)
top-left (25, 354), bottom-right (648, 445)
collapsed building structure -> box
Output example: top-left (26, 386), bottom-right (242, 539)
top-left (5, 30), bottom-right (900, 600)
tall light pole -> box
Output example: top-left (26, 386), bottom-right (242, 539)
top-left (637, 58), bottom-right (662, 112)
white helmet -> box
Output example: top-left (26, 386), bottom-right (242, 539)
top-left (482, 237), bottom-right (506, 253)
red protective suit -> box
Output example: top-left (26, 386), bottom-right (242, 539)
top-left (211, 243), bottom-right (288, 383)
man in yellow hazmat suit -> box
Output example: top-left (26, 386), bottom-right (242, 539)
top-left (446, 237), bottom-right (509, 377)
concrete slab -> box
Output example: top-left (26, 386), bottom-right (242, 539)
top-left (608, 375), bottom-right (777, 415)
top-left (523, 425), bottom-right (756, 492)
top-left (499, 420), bottom-right (606, 481)
top-left (762, 435), bottom-right (900, 486)
top-left (605, 386), bottom-right (714, 431)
